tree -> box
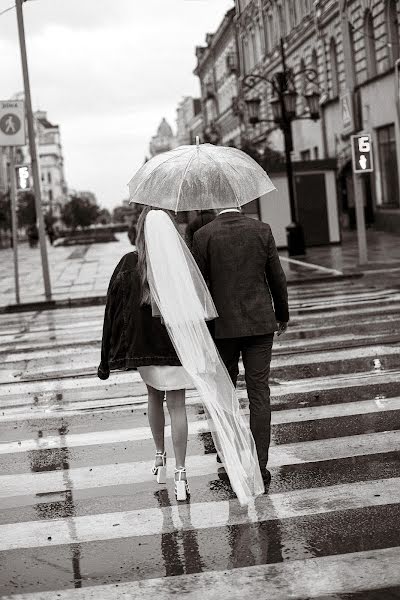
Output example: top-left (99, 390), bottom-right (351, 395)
top-left (61, 195), bottom-right (99, 230)
top-left (18, 192), bottom-right (37, 228)
top-left (97, 208), bottom-right (112, 225)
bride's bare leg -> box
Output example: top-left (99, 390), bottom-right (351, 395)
top-left (147, 384), bottom-right (165, 460)
top-left (165, 389), bottom-right (187, 475)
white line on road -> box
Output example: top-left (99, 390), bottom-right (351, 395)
top-left (2, 547), bottom-right (399, 600)
top-left (1, 395), bottom-right (400, 455)
top-left (0, 477), bottom-right (398, 551)
top-left (1, 430), bottom-right (400, 501)
top-left (279, 255), bottom-right (343, 275)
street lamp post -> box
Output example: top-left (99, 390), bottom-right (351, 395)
top-left (242, 38), bottom-right (321, 256)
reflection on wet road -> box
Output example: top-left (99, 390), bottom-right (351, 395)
top-left (0, 277), bottom-right (400, 599)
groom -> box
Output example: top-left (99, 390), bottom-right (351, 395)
top-left (192, 208), bottom-right (289, 482)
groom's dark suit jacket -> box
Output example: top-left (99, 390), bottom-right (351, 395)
top-left (192, 211), bottom-right (289, 339)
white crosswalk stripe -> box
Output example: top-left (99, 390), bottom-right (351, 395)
top-left (0, 278), bottom-right (399, 598)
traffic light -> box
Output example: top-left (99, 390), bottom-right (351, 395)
top-left (351, 134), bottom-right (374, 174)
top-left (15, 165), bottom-right (31, 190)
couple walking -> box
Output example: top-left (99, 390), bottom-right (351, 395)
top-left (98, 140), bottom-right (289, 505)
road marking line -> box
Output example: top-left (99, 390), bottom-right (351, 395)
top-left (1, 430), bottom-right (400, 499)
top-left (279, 255), bottom-right (343, 275)
top-left (0, 477), bottom-right (398, 551)
top-left (1, 395), bottom-right (400, 455)
top-left (3, 547), bottom-right (399, 600)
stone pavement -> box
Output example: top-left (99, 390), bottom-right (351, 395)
top-left (1, 275), bottom-right (400, 598)
top-left (1, 228), bottom-right (400, 310)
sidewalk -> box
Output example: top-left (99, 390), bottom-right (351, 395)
top-left (1, 228), bottom-right (399, 312)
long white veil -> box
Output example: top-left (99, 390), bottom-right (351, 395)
top-left (144, 209), bottom-right (264, 505)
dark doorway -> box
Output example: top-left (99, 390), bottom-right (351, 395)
top-left (295, 173), bottom-right (330, 246)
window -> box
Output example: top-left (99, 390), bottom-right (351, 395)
top-left (314, 146), bottom-right (319, 159)
top-left (278, 4), bottom-right (286, 38)
top-left (377, 124), bottom-right (400, 207)
top-left (310, 48), bottom-right (319, 93)
top-left (386, 0), bottom-right (400, 65)
top-left (329, 38), bottom-right (339, 97)
top-left (348, 22), bottom-right (357, 83)
top-left (298, 58), bottom-right (307, 112)
top-left (364, 9), bottom-right (377, 77)
top-left (47, 171), bottom-right (52, 184)
top-left (267, 13), bottom-right (274, 50)
top-left (300, 149), bottom-right (311, 161)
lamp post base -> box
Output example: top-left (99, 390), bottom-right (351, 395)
top-left (286, 222), bottom-right (306, 257)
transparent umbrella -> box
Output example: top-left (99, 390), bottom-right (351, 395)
top-left (128, 138), bottom-right (275, 212)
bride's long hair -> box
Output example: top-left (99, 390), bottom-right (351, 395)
top-left (135, 206), bottom-right (180, 306)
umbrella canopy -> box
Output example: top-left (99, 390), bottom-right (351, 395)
top-left (128, 140), bottom-right (276, 212)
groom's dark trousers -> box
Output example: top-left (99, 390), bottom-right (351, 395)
top-left (192, 211), bottom-right (289, 469)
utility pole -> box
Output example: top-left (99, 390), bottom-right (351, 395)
top-left (339, 2), bottom-right (368, 264)
top-left (9, 148), bottom-right (20, 304)
top-left (15, 0), bottom-right (52, 299)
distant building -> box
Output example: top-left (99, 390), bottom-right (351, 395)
top-left (149, 118), bottom-right (177, 156)
top-left (35, 110), bottom-right (68, 220)
top-left (113, 199), bottom-right (140, 224)
top-left (194, 8), bottom-right (242, 146)
top-left (176, 96), bottom-right (203, 145)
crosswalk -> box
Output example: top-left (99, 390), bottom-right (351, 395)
top-left (1, 276), bottom-right (400, 599)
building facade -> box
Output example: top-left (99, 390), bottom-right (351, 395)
top-left (195, 0), bottom-right (400, 232)
top-left (176, 96), bottom-right (203, 145)
top-left (35, 111), bottom-right (68, 220)
top-left (194, 7), bottom-right (242, 146)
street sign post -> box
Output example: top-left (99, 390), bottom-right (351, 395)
top-left (16, 0), bottom-right (52, 301)
top-left (351, 133), bottom-right (374, 173)
top-left (0, 100), bottom-right (26, 305)
top-left (0, 100), bottom-right (26, 147)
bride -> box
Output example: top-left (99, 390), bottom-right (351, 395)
top-left (98, 206), bottom-right (264, 505)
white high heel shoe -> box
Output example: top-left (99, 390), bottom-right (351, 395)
top-left (151, 451), bottom-right (167, 484)
top-left (174, 467), bottom-right (190, 501)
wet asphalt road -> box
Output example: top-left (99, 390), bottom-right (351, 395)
top-left (0, 274), bottom-right (400, 599)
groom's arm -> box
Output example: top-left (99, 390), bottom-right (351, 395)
top-left (192, 232), bottom-right (209, 282)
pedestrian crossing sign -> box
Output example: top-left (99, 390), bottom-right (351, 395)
top-left (0, 100), bottom-right (26, 147)
top-left (351, 133), bottom-right (374, 174)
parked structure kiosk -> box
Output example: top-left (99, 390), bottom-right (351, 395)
top-left (259, 160), bottom-right (340, 250)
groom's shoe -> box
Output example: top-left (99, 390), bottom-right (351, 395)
top-left (262, 468), bottom-right (271, 487)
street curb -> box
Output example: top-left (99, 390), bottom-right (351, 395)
top-left (0, 295), bottom-right (107, 314)
top-left (0, 272), bottom-right (364, 314)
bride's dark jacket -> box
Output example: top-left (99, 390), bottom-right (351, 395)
top-left (97, 251), bottom-right (180, 380)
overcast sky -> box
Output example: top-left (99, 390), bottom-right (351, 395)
top-left (0, 0), bottom-right (234, 210)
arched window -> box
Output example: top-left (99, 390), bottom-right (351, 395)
top-left (329, 37), bottom-right (339, 97)
top-left (298, 58), bottom-right (307, 112)
top-left (242, 38), bottom-right (249, 74)
top-left (310, 48), bottom-right (319, 92)
top-left (364, 9), bottom-right (377, 77)
top-left (248, 31), bottom-right (256, 69)
top-left (278, 4), bottom-right (286, 38)
top-left (386, 0), bottom-right (400, 65)
top-left (254, 22), bottom-right (262, 63)
top-left (267, 12), bottom-right (274, 51)
top-left (348, 21), bottom-right (357, 82)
